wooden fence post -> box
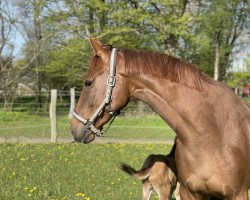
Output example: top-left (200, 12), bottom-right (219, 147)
top-left (50, 89), bottom-right (57, 143)
top-left (68, 87), bottom-right (75, 118)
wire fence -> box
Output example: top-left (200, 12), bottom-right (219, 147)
top-left (0, 89), bottom-right (175, 143)
top-left (0, 91), bottom-right (155, 115)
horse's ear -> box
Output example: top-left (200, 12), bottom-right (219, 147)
top-left (89, 38), bottom-right (109, 62)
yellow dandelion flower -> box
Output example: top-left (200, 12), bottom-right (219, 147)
top-left (76, 192), bottom-right (85, 197)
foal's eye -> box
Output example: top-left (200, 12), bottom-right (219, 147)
top-left (84, 80), bottom-right (93, 87)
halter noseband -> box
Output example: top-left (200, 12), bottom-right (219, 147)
top-left (72, 48), bottom-right (119, 137)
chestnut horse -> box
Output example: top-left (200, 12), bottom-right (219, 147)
top-left (71, 38), bottom-right (250, 200)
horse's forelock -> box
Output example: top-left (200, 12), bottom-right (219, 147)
top-left (85, 55), bottom-right (103, 80)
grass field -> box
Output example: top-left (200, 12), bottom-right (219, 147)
top-left (1, 100), bottom-right (250, 200)
top-left (1, 143), bottom-right (249, 200)
top-left (0, 143), bottom-right (174, 200)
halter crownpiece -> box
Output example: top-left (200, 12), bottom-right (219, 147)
top-left (72, 48), bottom-right (118, 137)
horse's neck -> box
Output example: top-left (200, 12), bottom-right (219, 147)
top-left (129, 75), bottom-right (214, 142)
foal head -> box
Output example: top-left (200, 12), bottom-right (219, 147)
top-left (71, 38), bottom-right (130, 143)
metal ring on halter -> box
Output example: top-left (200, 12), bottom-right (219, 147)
top-left (72, 48), bottom-right (118, 137)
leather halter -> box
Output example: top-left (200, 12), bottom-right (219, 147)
top-left (72, 48), bottom-right (119, 137)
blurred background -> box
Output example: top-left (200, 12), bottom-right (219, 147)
top-left (0, 0), bottom-right (249, 143)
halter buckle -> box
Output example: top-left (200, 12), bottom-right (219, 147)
top-left (107, 75), bottom-right (116, 87)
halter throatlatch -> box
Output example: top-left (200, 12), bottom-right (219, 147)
top-left (72, 48), bottom-right (119, 137)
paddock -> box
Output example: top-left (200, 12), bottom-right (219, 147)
top-left (1, 92), bottom-right (249, 199)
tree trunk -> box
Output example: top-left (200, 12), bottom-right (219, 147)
top-left (213, 32), bottom-right (221, 81)
top-left (213, 42), bottom-right (220, 81)
top-left (33, 0), bottom-right (42, 110)
top-left (3, 91), bottom-right (14, 111)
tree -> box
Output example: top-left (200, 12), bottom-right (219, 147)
top-left (190, 0), bottom-right (249, 80)
top-left (33, 0), bottom-right (43, 109)
top-left (100, 0), bottom-right (192, 54)
top-left (42, 38), bottom-right (91, 90)
top-left (226, 54), bottom-right (250, 94)
top-left (39, 0), bottom-right (193, 91)
top-left (0, 0), bottom-right (19, 109)
top-left (32, 0), bottom-right (97, 89)
top-left (11, 0), bottom-right (250, 96)
top-left (244, 55), bottom-right (250, 72)
top-left (13, 0), bottom-right (53, 111)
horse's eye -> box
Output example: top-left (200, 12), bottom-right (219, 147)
top-left (84, 80), bottom-right (93, 87)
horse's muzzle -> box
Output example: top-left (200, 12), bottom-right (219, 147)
top-left (71, 126), bottom-right (95, 144)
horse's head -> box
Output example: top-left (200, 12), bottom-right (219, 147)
top-left (71, 38), bottom-right (130, 143)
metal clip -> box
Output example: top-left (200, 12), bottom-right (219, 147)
top-left (96, 131), bottom-right (106, 137)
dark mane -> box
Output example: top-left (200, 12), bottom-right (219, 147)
top-left (121, 49), bottom-right (211, 89)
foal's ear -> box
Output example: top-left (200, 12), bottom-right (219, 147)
top-left (89, 38), bottom-right (110, 62)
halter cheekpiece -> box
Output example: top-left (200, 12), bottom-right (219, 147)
top-left (72, 48), bottom-right (119, 137)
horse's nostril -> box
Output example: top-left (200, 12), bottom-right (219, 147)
top-left (83, 128), bottom-right (92, 135)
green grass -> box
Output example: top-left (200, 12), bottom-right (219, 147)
top-left (0, 143), bottom-right (174, 200)
top-left (1, 143), bottom-right (249, 200)
top-left (1, 111), bottom-right (249, 199)
top-left (0, 111), bottom-right (53, 138)
top-left (0, 111), bottom-right (175, 141)
top-left (106, 115), bottom-right (175, 140)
